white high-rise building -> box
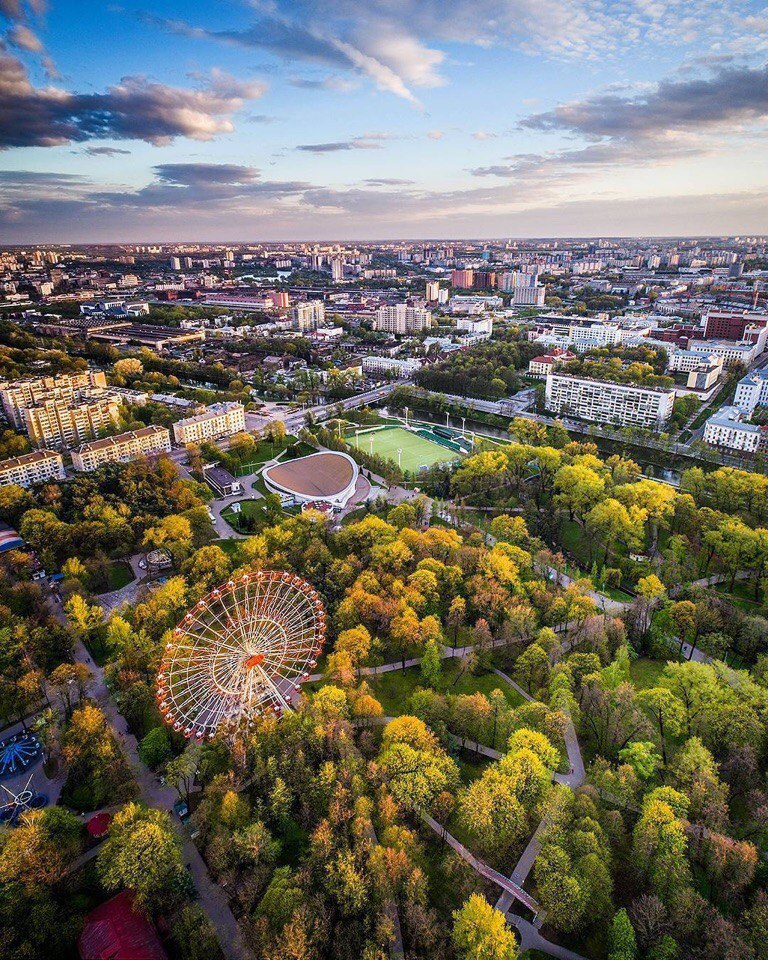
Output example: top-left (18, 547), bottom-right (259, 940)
top-left (373, 304), bottom-right (433, 335)
top-left (512, 285), bottom-right (546, 307)
top-left (331, 258), bottom-right (344, 281)
top-left (292, 300), bottom-right (326, 332)
top-left (545, 374), bottom-right (674, 430)
top-left (425, 280), bottom-right (441, 302)
top-left (170, 256), bottom-right (182, 270)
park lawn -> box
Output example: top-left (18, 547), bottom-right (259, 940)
top-left (714, 579), bottom-right (766, 614)
top-left (211, 537), bottom-right (244, 561)
top-left (367, 660), bottom-right (525, 717)
top-left (455, 752), bottom-right (492, 785)
top-left (104, 561), bottom-right (134, 592)
top-left (630, 657), bottom-right (668, 690)
top-left (346, 425), bottom-right (456, 472)
top-left (234, 435), bottom-right (295, 474)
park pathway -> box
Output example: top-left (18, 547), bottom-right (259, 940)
top-left (46, 581), bottom-right (254, 960)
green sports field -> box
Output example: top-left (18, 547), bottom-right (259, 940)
top-left (347, 426), bottom-right (458, 473)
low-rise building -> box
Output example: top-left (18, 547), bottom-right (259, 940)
top-left (687, 365), bottom-right (722, 390)
top-left (545, 373), bottom-right (674, 430)
top-left (71, 425), bottom-right (172, 472)
top-left (734, 368), bottom-right (768, 415)
top-left (202, 463), bottom-right (242, 497)
top-left (172, 402), bottom-right (246, 445)
top-left (456, 316), bottom-right (493, 336)
top-left (528, 348), bottom-right (576, 378)
top-left (668, 350), bottom-right (723, 375)
top-left (0, 450), bottom-right (65, 488)
top-left (362, 356), bottom-right (422, 378)
top-left (703, 406), bottom-right (766, 452)
top-left (688, 339), bottom-right (762, 366)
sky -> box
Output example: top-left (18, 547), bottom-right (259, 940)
top-left (0, 0), bottom-right (767, 242)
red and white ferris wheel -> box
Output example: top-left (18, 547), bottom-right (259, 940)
top-left (157, 571), bottom-right (326, 740)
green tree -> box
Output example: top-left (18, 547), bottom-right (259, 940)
top-left (420, 637), bottom-right (442, 687)
top-left (608, 908), bottom-right (637, 960)
top-left (452, 894), bottom-right (518, 960)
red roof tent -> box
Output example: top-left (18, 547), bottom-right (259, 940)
top-left (86, 812), bottom-right (112, 838)
top-left (78, 890), bottom-right (168, 960)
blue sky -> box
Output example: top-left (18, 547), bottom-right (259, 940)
top-left (1, 0), bottom-right (767, 240)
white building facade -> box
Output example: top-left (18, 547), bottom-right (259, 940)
top-left (72, 425), bottom-right (172, 472)
top-left (172, 402), bottom-right (246, 445)
top-left (0, 450), bottom-right (65, 488)
top-left (545, 373), bottom-right (674, 430)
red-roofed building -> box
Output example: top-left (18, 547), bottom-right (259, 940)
top-left (528, 348), bottom-right (576, 378)
top-left (78, 890), bottom-right (168, 960)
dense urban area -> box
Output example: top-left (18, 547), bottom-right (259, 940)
top-left (1, 237), bottom-right (768, 960)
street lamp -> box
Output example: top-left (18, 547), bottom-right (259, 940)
top-left (404, 406), bottom-right (409, 428)
top-left (446, 411), bottom-right (450, 428)
top-left (397, 448), bottom-right (402, 469)
top-left (461, 417), bottom-right (466, 437)
top-left (355, 430), bottom-right (360, 449)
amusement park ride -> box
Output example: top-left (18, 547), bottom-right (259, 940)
top-left (157, 571), bottom-right (326, 740)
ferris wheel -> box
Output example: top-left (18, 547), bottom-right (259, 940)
top-left (157, 571), bottom-right (326, 740)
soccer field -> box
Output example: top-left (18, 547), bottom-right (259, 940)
top-left (348, 426), bottom-right (458, 473)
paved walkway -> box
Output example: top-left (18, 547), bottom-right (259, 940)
top-left (419, 812), bottom-right (540, 914)
top-left (71, 637), bottom-right (252, 960)
top-left (45, 582), bottom-right (254, 960)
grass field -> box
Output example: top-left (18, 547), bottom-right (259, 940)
top-left (347, 425), bottom-right (457, 472)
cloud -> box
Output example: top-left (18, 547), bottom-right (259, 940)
top-left (154, 163), bottom-right (261, 186)
top-left (142, 12), bottom-right (424, 104)
top-left (7, 22), bottom-right (41, 50)
top-left (82, 146), bottom-right (131, 156)
top-left (0, 50), bottom-right (266, 148)
top-left (295, 136), bottom-right (385, 152)
top-left (521, 62), bottom-right (768, 141)
top-left (472, 130), bottom-right (496, 140)
top-left (2, 158), bottom-right (766, 240)
top-left (0, 0), bottom-right (45, 24)
top-left (288, 74), bottom-right (359, 92)
top-left (363, 177), bottom-right (415, 185)
top-left (427, 129), bottom-right (444, 139)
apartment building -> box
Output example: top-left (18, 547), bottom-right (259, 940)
top-left (456, 316), bottom-right (493, 336)
top-left (734, 369), bottom-right (768, 415)
top-left (0, 450), bottom-right (65, 488)
top-left (512, 284), bottom-right (546, 307)
top-left (362, 356), bottom-right (422, 378)
top-left (291, 300), bottom-right (326, 332)
top-left (71, 425), bottom-right (172, 472)
top-left (373, 304), bottom-right (433, 335)
top-left (172, 402), bottom-right (246, 445)
top-left (0, 370), bottom-right (107, 429)
top-left (703, 406), bottom-right (765, 453)
top-left (668, 350), bottom-right (723, 374)
top-left (24, 394), bottom-right (123, 450)
top-left (688, 339), bottom-right (762, 366)
top-left (545, 373), bottom-right (674, 430)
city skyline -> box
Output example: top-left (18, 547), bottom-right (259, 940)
top-left (1, 0), bottom-right (767, 241)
